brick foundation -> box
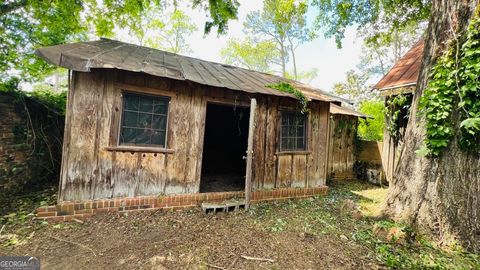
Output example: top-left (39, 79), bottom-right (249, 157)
top-left (36, 186), bottom-right (328, 221)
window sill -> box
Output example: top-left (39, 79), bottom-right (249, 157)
top-left (275, 151), bottom-right (311, 156)
top-left (104, 146), bottom-right (175, 154)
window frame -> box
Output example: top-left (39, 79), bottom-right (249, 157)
top-left (278, 110), bottom-right (308, 152)
top-left (117, 90), bottom-right (171, 149)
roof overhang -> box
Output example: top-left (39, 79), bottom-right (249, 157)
top-left (378, 84), bottom-right (416, 97)
top-left (35, 39), bottom-right (348, 104)
top-left (329, 103), bottom-right (371, 119)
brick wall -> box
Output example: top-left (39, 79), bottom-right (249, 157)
top-left (0, 92), bottom-right (64, 193)
top-left (0, 93), bottom-right (32, 191)
top-left (36, 186), bottom-right (328, 221)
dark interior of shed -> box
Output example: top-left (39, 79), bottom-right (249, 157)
top-left (200, 103), bottom-right (249, 193)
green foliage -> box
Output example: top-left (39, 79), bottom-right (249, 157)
top-left (266, 82), bottom-right (309, 113)
top-left (386, 94), bottom-right (411, 142)
top-left (0, 0), bottom-right (238, 82)
top-left (0, 78), bottom-right (65, 193)
top-left (0, 185), bottom-right (56, 247)
top-left (311, 0), bottom-right (431, 48)
top-left (133, 7), bottom-right (198, 54)
top-left (358, 100), bottom-right (385, 141)
top-left (457, 14), bottom-right (480, 152)
top-left (333, 70), bottom-right (377, 104)
top-left (358, 23), bottom-right (426, 77)
top-left (244, 0), bottom-right (314, 78)
top-left (419, 51), bottom-right (456, 156)
top-left (270, 218), bottom-right (287, 232)
top-left (192, 0), bottom-right (239, 34)
top-left (29, 89), bottom-right (67, 116)
top-left (221, 38), bottom-right (281, 73)
top-left (420, 12), bottom-right (480, 156)
top-left (284, 68), bottom-right (319, 84)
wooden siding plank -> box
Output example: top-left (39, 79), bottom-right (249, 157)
top-left (264, 97), bottom-right (279, 188)
top-left (63, 71), bottom-right (104, 200)
top-left (277, 155), bottom-right (292, 187)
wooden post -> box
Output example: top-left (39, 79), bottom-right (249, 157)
top-left (245, 98), bottom-right (257, 210)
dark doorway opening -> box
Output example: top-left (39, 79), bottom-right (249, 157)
top-left (200, 103), bottom-right (250, 193)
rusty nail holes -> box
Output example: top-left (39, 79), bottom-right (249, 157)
top-left (154, 153), bottom-right (157, 157)
top-left (143, 154), bottom-right (146, 157)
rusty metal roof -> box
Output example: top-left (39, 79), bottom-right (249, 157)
top-left (35, 38), bottom-right (347, 103)
top-left (373, 40), bottom-right (424, 91)
top-left (329, 103), bottom-right (370, 119)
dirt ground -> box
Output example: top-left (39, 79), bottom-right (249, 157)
top-left (4, 209), bottom-right (382, 270)
top-left (1, 180), bottom-right (479, 270)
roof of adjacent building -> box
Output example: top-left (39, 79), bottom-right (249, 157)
top-left (329, 103), bottom-right (370, 119)
top-left (35, 38), bottom-right (351, 104)
top-left (373, 40), bottom-right (424, 91)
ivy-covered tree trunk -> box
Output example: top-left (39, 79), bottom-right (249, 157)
top-left (384, 0), bottom-right (480, 252)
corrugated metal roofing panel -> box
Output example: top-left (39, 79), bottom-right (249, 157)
top-left (330, 103), bottom-right (370, 119)
top-left (373, 40), bottom-right (424, 91)
top-left (35, 38), bottom-right (347, 103)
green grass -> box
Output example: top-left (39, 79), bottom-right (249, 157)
top-left (248, 180), bottom-right (480, 270)
top-left (2, 180), bottom-right (479, 269)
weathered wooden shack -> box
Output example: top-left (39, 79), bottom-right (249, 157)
top-left (327, 103), bottom-right (368, 180)
top-left (373, 41), bottom-right (422, 182)
top-left (36, 39), bottom-right (347, 205)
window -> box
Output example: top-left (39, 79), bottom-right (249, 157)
top-left (280, 111), bottom-right (307, 151)
top-left (119, 92), bottom-right (170, 147)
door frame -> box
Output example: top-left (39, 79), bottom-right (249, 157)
top-left (197, 99), bottom-right (252, 194)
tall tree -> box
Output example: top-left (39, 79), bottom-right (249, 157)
top-left (358, 23), bottom-right (426, 77)
top-left (332, 70), bottom-right (378, 106)
top-left (128, 6), bottom-right (198, 54)
top-left (312, 0), bottom-right (431, 48)
top-left (220, 38), bottom-right (281, 73)
top-left (0, 0), bottom-right (239, 82)
top-left (315, 0), bottom-right (480, 252)
top-left (384, 1), bottom-right (480, 252)
top-left (244, 0), bottom-right (314, 78)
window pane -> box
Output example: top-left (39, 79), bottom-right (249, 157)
top-left (297, 126), bottom-right (305, 137)
top-left (136, 129), bottom-right (151, 144)
top-left (124, 94), bottom-right (139, 110)
top-left (139, 96), bottom-right (154, 113)
top-left (293, 115), bottom-right (302, 126)
top-left (120, 92), bottom-right (169, 147)
top-left (281, 138), bottom-right (289, 150)
top-left (282, 114), bottom-right (290, 125)
top-left (152, 115), bottom-right (167, 130)
top-left (153, 100), bottom-right (168, 114)
top-left (297, 138), bottom-right (305, 150)
top-left (288, 125), bottom-right (296, 137)
top-left (151, 131), bottom-right (166, 146)
top-left (123, 111), bottom-right (138, 127)
top-left (287, 138), bottom-right (294, 150)
top-left (120, 128), bottom-right (136, 144)
top-left (137, 113), bottom-right (152, 128)
top-left (280, 111), bottom-right (306, 151)
top-left (281, 126), bottom-right (289, 137)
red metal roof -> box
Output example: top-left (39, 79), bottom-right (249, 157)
top-left (373, 40), bottom-right (424, 90)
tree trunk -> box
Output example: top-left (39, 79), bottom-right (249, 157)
top-left (288, 37), bottom-right (298, 80)
top-left (280, 38), bottom-right (287, 77)
top-left (384, 0), bottom-right (480, 252)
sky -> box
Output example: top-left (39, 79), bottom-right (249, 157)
top-left (116, 1), bottom-right (365, 93)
